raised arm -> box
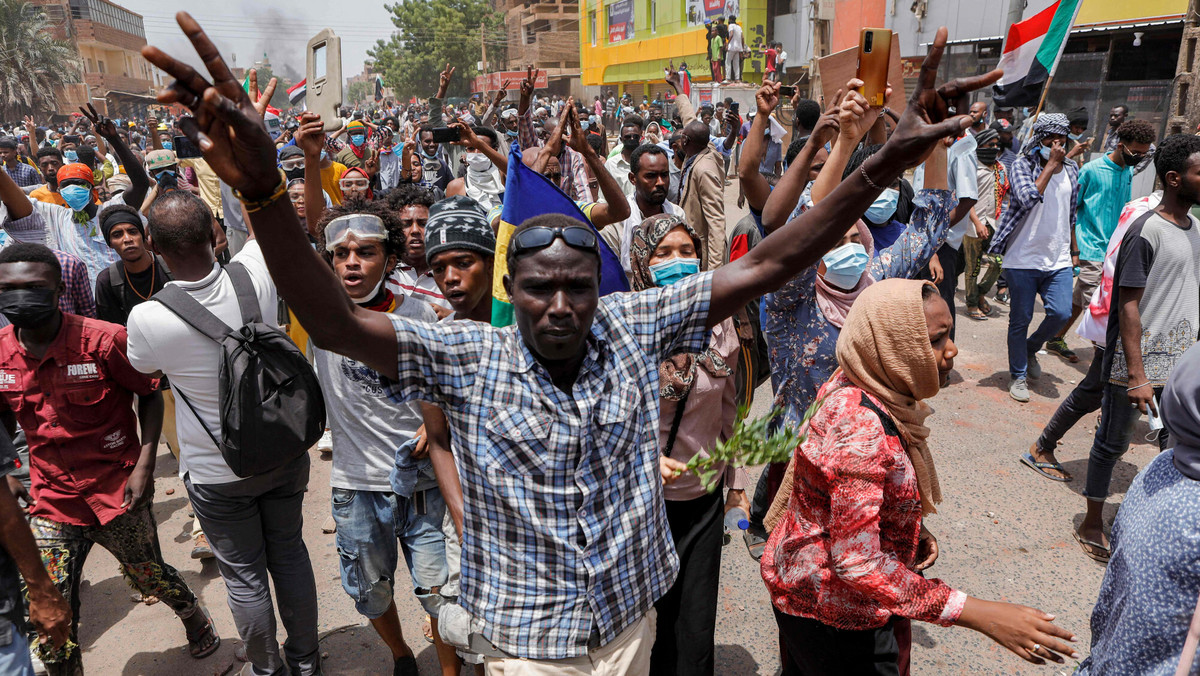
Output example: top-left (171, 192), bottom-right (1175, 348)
top-left (564, 105), bottom-right (629, 227)
top-left (294, 112), bottom-right (327, 235)
top-left (0, 163), bottom-right (32, 222)
top-left (761, 96), bottom-right (840, 232)
top-left (738, 83), bottom-right (779, 212)
top-left (707, 28), bottom-right (1002, 328)
top-left (142, 13), bottom-right (400, 379)
top-left (811, 79), bottom-right (882, 205)
top-left (665, 69), bottom-right (695, 125)
top-left (82, 104), bottom-right (150, 207)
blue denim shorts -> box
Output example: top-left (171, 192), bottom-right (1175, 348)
top-left (331, 487), bottom-right (453, 619)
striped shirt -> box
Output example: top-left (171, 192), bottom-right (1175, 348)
top-left (377, 271), bottom-right (713, 659)
top-left (386, 264), bottom-right (449, 309)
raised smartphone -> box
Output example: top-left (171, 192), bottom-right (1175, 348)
top-left (855, 28), bottom-right (893, 107)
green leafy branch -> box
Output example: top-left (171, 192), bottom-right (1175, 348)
top-left (683, 396), bottom-right (825, 493)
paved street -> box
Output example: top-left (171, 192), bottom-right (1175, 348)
top-left (66, 185), bottom-right (1151, 675)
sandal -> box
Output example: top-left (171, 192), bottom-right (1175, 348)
top-left (185, 604), bottom-right (221, 659)
top-left (1073, 529), bottom-right (1111, 563)
top-left (743, 524), bottom-right (768, 561)
top-left (966, 307), bottom-right (989, 321)
top-left (1020, 452), bottom-right (1072, 482)
top-left (422, 614), bottom-right (434, 644)
top-left (977, 297), bottom-right (993, 316)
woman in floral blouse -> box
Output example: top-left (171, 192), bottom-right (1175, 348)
top-left (760, 279), bottom-right (1079, 674)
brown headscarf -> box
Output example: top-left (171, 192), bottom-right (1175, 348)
top-left (630, 214), bottom-right (731, 400)
top-left (835, 278), bottom-right (943, 514)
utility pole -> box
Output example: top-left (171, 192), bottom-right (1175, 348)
top-left (1005, 0), bottom-right (1026, 32)
top-left (477, 20), bottom-right (487, 91)
top-left (1168, 0), bottom-right (1200, 135)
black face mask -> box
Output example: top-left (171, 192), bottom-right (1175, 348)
top-left (1121, 149), bottom-right (1145, 166)
top-left (154, 170), bottom-right (178, 191)
top-left (284, 167), bottom-right (304, 181)
top-left (622, 137), bottom-right (639, 151)
top-left (976, 147), bottom-right (1001, 165)
top-left (0, 288), bottom-right (59, 330)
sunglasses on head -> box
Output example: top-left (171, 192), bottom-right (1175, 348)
top-left (509, 224), bottom-right (598, 259)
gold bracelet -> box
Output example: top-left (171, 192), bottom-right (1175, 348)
top-left (233, 169), bottom-right (288, 214)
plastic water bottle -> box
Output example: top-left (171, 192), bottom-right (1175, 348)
top-left (722, 507), bottom-right (749, 545)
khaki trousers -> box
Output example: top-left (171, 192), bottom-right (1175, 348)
top-left (484, 609), bottom-right (656, 676)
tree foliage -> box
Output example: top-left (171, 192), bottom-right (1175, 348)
top-left (346, 79), bottom-right (373, 106)
top-left (369, 0), bottom-right (506, 99)
top-left (250, 65), bottom-right (292, 111)
top-left (0, 0), bottom-right (80, 118)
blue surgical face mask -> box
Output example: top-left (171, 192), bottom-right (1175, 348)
top-left (649, 257), bottom-right (700, 287)
top-left (162, 141), bottom-right (174, 151)
top-left (864, 188), bottom-right (898, 224)
top-left (1039, 145), bottom-right (1053, 161)
top-left (350, 134), bottom-right (366, 146)
top-left (821, 242), bottom-right (869, 289)
top-left (59, 184), bottom-right (92, 211)
top-left (1068, 132), bottom-right (1083, 141)
top-left (63, 149), bottom-right (78, 163)
top-left (505, 129), bottom-right (518, 138)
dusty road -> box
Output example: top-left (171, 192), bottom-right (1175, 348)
top-left (66, 186), bottom-right (1152, 675)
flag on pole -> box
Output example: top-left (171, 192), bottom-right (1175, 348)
top-left (491, 144), bottom-right (629, 327)
top-left (288, 79), bottom-right (306, 107)
top-left (992, 0), bottom-right (1082, 108)
top-left (373, 76), bottom-right (384, 102)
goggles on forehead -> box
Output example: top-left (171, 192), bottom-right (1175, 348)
top-left (340, 177), bottom-right (371, 191)
top-left (324, 213), bottom-right (387, 251)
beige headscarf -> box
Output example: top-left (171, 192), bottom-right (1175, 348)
top-left (835, 278), bottom-right (943, 514)
top-left (764, 279), bottom-right (944, 530)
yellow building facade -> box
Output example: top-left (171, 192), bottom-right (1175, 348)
top-left (580, 0), bottom-right (769, 98)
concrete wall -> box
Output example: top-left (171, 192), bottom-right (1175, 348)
top-left (887, 0), bottom-right (1064, 56)
top-left (773, 0), bottom-right (814, 65)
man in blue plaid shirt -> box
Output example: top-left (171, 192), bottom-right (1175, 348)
top-left (0, 139), bottom-right (41, 190)
top-left (147, 17), bottom-right (1000, 672)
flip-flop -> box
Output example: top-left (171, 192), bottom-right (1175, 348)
top-left (1073, 529), bottom-right (1111, 563)
top-left (1020, 452), bottom-right (1072, 482)
top-left (978, 298), bottom-right (993, 316)
top-left (422, 614), bottom-right (434, 644)
top-left (966, 308), bottom-right (989, 321)
top-left (185, 604), bottom-right (221, 659)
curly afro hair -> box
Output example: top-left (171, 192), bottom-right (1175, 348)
top-left (1116, 119), bottom-right (1156, 146)
top-left (315, 198), bottom-right (406, 263)
top-left (1154, 133), bottom-right (1200, 183)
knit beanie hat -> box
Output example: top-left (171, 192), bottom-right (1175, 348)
top-left (424, 196), bottom-right (495, 263)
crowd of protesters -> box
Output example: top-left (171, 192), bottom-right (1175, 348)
top-left (0, 13), bottom-right (1196, 676)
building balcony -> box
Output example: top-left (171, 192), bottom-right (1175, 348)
top-left (74, 19), bottom-right (147, 52)
top-left (84, 72), bottom-right (154, 95)
top-left (506, 30), bottom-right (581, 69)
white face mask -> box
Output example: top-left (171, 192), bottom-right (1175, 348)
top-left (350, 276), bottom-right (386, 303)
top-left (465, 152), bottom-right (492, 173)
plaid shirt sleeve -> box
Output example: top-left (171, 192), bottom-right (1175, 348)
top-left (53, 251), bottom-right (96, 318)
top-left (988, 154), bottom-right (1037, 255)
top-left (0, 198), bottom-right (46, 244)
top-left (517, 109), bottom-right (541, 150)
top-left (606, 270), bottom-right (714, 360)
top-left (563, 148), bottom-right (590, 202)
top-left (378, 313), bottom-right (485, 410)
top-left (5, 163), bottom-right (41, 188)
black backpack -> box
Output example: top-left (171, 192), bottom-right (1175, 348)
top-left (153, 262), bottom-right (326, 478)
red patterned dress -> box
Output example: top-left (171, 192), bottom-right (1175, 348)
top-left (760, 373), bottom-right (967, 630)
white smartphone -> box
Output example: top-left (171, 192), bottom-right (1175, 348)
top-left (1147, 395), bottom-right (1164, 431)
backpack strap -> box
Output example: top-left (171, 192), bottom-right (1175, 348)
top-left (224, 262), bottom-right (263, 325)
top-left (153, 284), bottom-right (238, 344)
top-left (662, 389), bottom-right (691, 458)
top-left (169, 384), bottom-right (222, 450)
top-left (108, 260), bottom-right (124, 294)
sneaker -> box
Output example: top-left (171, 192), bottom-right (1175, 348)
top-left (1010, 377), bottom-right (1030, 402)
top-left (1046, 337), bottom-right (1079, 363)
top-left (995, 289), bottom-right (1010, 305)
top-left (1026, 353), bottom-right (1042, 379)
top-left (191, 533), bottom-right (214, 560)
top-left (318, 428), bottom-right (333, 456)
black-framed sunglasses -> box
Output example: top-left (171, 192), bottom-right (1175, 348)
top-left (509, 225), bottom-right (598, 258)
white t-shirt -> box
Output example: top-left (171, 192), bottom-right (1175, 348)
top-left (126, 241), bottom-right (278, 484)
top-left (1002, 169), bottom-right (1074, 272)
top-left (727, 23), bottom-right (744, 52)
top-left (314, 295), bottom-right (436, 492)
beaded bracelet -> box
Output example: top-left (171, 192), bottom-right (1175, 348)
top-left (859, 162), bottom-right (885, 191)
top-left (233, 169), bottom-right (288, 214)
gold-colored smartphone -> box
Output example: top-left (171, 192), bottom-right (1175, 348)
top-left (855, 28), bottom-right (892, 107)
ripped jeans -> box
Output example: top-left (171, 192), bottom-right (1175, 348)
top-left (29, 503), bottom-right (198, 674)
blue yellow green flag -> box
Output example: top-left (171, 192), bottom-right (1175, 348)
top-left (492, 145), bottom-right (629, 327)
